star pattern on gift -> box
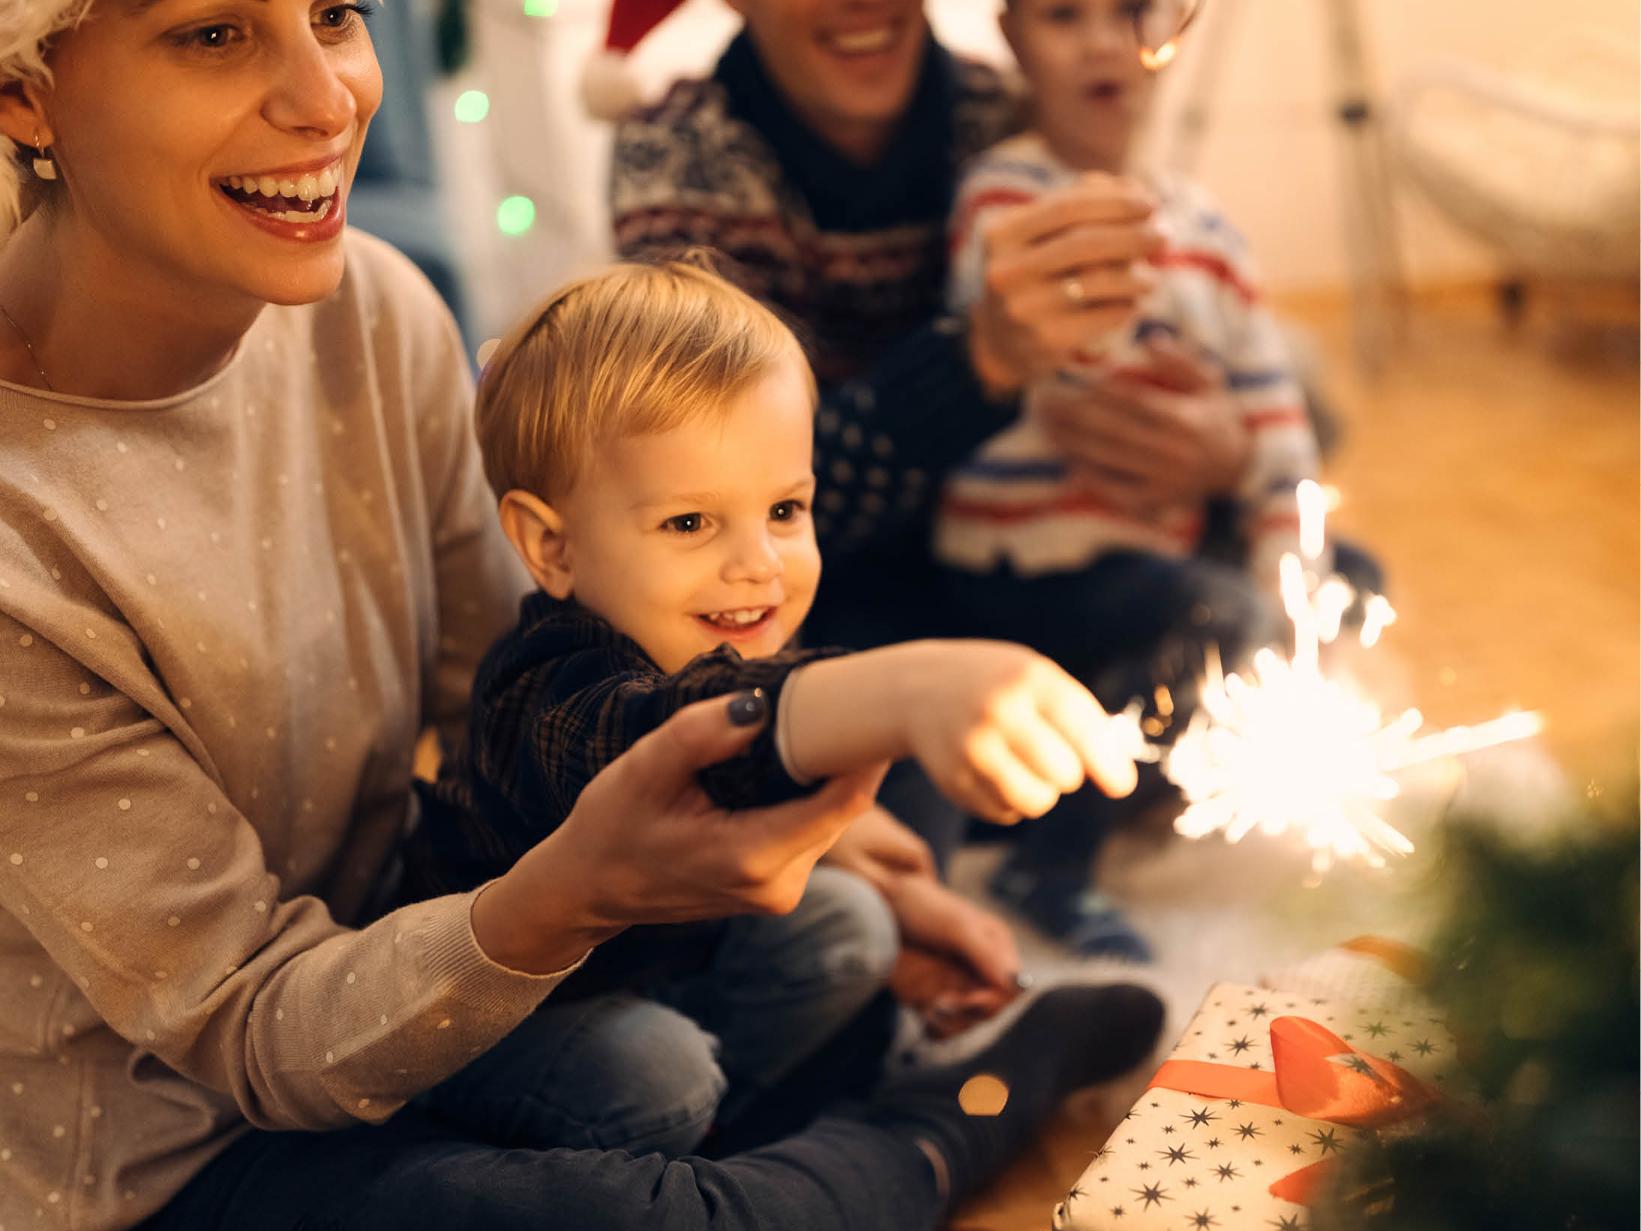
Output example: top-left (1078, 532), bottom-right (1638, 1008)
top-left (1335, 1053), bottom-right (1377, 1077)
top-left (1066, 982), bottom-right (1455, 1230)
top-left (1132, 1182), bottom-right (1170, 1209)
top-left (1308, 1128), bottom-right (1343, 1156)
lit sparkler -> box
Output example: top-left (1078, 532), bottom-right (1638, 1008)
top-left (1134, 480), bottom-right (1542, 873)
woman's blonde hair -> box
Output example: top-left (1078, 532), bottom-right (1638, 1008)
top-left (0, 0), bottom-right (93, 234)
top-left (474, 258), bottom-right (814, 503)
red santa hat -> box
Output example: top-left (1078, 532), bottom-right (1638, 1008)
top-left (580, 0), bottom-right (689, 120)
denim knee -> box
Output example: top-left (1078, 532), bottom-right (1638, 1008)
top-left (429, 994), bottom-right (728, 1159)
top-left (782, 867), bottom-right (900, 999)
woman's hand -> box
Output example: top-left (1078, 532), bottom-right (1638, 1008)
top-left (472, 695), bottom-right (888, 975)
top-left (967, 174), bottom-right (1161, 398)
top-left (1036, 335), bottom-right (1252, 511)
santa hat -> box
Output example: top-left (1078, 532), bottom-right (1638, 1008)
top-left (580, 0), bottom-right (688, 121)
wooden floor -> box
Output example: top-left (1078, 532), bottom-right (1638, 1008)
top-left (949, 285), bottom-right (1639, 1230)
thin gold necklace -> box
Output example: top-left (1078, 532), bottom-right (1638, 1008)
top-left (0, 301), bottom-right (54, 393)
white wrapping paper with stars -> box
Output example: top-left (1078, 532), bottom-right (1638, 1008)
top-left (1054, 982), bottom-right (1454, 1230)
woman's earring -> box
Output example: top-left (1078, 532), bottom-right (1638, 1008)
top-left (30, 132), bottom-right (55, 181)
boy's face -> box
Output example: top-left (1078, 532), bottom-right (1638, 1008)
top-left (553, 356), bottom-right (822, 673)
top-left (1001, 0), bottom-right (1160, 172)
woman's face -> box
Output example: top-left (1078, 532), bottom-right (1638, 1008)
top-left (17, 0), bottom-right (381, 307)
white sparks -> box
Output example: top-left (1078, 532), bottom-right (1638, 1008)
top-left (1153, 492), bottom-right (1541, 873)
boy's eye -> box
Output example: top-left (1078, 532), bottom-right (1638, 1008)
top-left (769, 500), bottom-right (806, 523)
top-left (662, 513), bottom-right (704, 534)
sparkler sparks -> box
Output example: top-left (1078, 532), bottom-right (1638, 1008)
top-left (1132, 480), bottom-right (1542, 872)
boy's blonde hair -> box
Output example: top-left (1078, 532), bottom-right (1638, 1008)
top-left (475, 259), bottom-right (814, 502)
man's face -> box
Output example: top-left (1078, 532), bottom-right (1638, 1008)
top-left (726, 0), bottom-right (929, 162)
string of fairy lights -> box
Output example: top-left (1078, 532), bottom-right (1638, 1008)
top-left (449, 0), bottom-right (564, 239)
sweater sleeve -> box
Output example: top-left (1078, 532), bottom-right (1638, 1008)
top-left (522, 641), bottom-right (849, 826)
top-left (0, 608), bottom-right (575, 1133)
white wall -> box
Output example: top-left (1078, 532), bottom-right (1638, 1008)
top-left (432, 0), bottom-right (1640, 339)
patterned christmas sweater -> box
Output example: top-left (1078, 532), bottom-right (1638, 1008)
top-left (939, 132), bottom-right (1320, 583)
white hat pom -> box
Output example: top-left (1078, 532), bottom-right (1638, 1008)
top-left (581, 48), bottom-right (643, 121)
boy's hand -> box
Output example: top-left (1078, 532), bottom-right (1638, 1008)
top-left (968, 174), bottom-right (1161, 397)
top-left (894, 641), bottom-right (1138, 824)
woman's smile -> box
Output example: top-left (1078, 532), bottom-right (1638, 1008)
top-left (214, 155), bottom-right (347, 238)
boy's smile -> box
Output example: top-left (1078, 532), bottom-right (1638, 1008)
top-left (539, 354), bottom-right (822, 673)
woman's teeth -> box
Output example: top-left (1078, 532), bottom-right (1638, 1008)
top-left (700, 608), bottom-right (773, 630)
top-left (221, 163), bottom-right (341, 222)
top-left (827, 26), bottom-right (895, 54)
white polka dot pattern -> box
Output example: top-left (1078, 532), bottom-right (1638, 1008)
top-left (0, 230), bottom-right (570, 1228)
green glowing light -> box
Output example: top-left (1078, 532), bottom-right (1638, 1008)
top-left (522, 0), bottom-right (557, 17)
top-left (453, 90), bottom-right (490, 124)
top-left (496, 195), bottom-right (537, 236)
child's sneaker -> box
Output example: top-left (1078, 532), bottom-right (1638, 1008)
top-left (988, 861), bottom-right (1153, 963)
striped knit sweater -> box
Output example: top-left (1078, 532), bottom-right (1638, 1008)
top-left (938, 132), bottom-right (1320, 585)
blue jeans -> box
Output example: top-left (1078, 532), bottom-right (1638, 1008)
top-left (140, 1103), bottom-right (943, 1231)
top-left (420, 866), bottom-right (896, 1157)
top-left (141, 870), bottom-right (924, 1231)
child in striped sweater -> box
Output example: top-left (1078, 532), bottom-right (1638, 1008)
top-left (939, 0), bottom-right (1326, 959)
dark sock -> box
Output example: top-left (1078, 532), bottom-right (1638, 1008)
top-left (861, 983), bottom-right (1165, 1212)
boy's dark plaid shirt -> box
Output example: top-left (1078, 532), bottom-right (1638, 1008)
top-left (404, 592), bottom-right (845, 899)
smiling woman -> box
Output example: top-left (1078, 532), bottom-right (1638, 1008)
top-left (0, 0), bottom-right (382, 398)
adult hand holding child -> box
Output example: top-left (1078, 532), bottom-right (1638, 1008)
top-left (1036, 333), bottom-right (1253, 513)
top-left (471, 695), bottom-right (889, 975)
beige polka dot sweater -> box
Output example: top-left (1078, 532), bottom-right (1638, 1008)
top-left (0, 231), bottom-right (578, 1230)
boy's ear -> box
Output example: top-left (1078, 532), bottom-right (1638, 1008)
top-left (498, 490), bottom-right (575, 599)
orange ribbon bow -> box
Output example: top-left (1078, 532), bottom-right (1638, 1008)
top-left (1147, 1015), bottom-right (1436, 1205)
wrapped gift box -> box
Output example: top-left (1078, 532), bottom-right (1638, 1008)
top-left (1054, 982), bottom-right (1454, 1231)
top-left (1261, 936), bottom-right (1430, 1010)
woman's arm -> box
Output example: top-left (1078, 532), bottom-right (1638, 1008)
top-left (0, 609), bottom-right (573, 1134)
